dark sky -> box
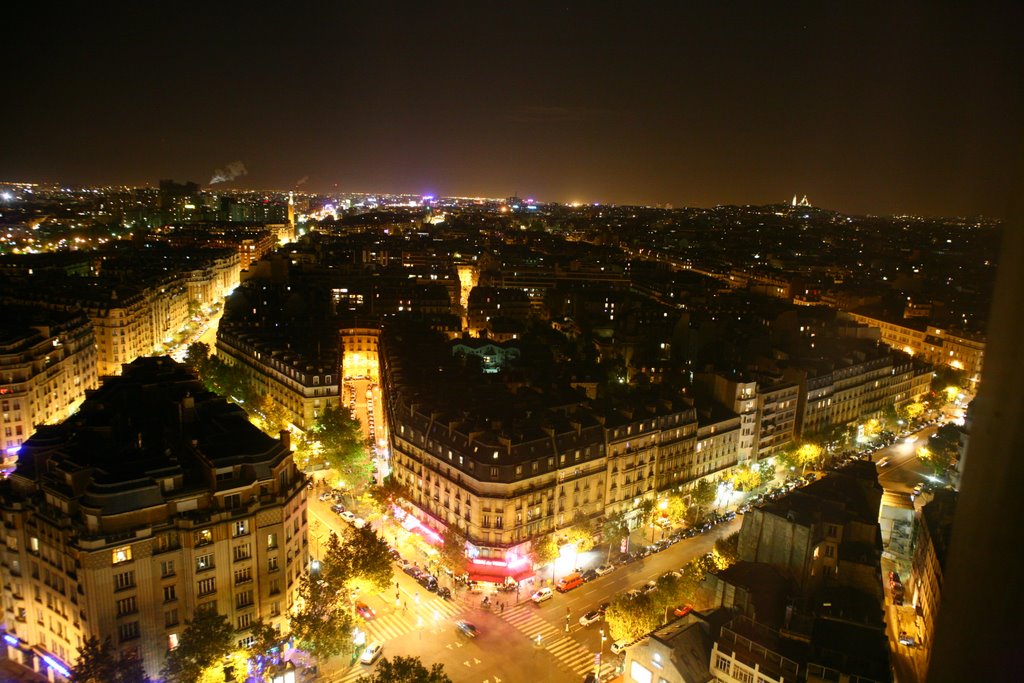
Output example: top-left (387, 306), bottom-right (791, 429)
top-left (5, 2), bottom-right (1022, 217)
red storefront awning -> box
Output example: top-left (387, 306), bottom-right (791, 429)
top-left (467, 566), bottom-right (535, 584)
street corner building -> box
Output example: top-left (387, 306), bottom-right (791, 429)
top-left (0, 356), bottom-right (308, 681)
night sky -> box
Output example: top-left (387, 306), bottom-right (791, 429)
top-left (5, 2), bottom-right (1022, 217)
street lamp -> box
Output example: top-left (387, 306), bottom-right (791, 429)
top-left (597, 628), bottom-right (607, 676)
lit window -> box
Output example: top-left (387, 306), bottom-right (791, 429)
top-left (112, 545), bottom-right (132, 564)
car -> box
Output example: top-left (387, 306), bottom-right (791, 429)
top-left (877, 457), bottom-right (891, 467)
top-left (610, 640), bottom-right (628, 655)
top-left (674, 604), bottom-right (694, 617)
top-left (319, 492), bottom-right (332, 502)
top-left (596, 601), bottom-right (610, 615)
top-left (360, 641), bottom-right (383, 664)
top-left (581, 568), bottom-right (598, 582)
top-left (898, 632), bottom-right (915, 647)
top-left (651, 539), bottom-right (670, 552)
top-left (531, 587), bottom-right (553, 603)
top-left (339, 510), bottom-right (356, 523)
top-left (595, 563), bottom-right (614, 576)
top-left (353, 517), bottom-right (366, 529)
top-left (418, 575), bottom-right (438, 592)
top-left (661, 570), bottom-right (682, 581)
top-left (387, 548), bottom-right (401, 560)
top-left (579, 610), bottom-right (603, 626)
top-left (723, 511), bottom-right (737, 521)
top-left (455, 620), bottom-right (478, 638)
top-left (403, 565), bottom-right (423, 578)
top-left (355, 601), bottom-right (375, 620)
top-left (615, 552), bottom-right (635, 565)
top-left (641, 580), bottom-right (658, 594)
top-left (624, 589), bottom-right (641, 601)
top-left (437, 586), bottom-right (452, 600)
top-left (331, 503), bottom-right (346, 515)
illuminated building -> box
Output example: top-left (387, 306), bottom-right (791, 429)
top-left (844, 312), bottom-right (984, 383)
top-left (0, 357), bottom-right (307, 680)
top-left (0, 308), bottom-right (99, 461)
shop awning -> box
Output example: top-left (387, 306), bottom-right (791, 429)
top-left (467, 566), bottom-right (534, 584)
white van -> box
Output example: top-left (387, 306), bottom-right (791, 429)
top-left (531, 587), bottom-right (553, 603)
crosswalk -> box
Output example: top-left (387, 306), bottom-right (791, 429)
top-left (326, 599), bottom-right (464, 683)
top-left (501, 604), bottom-right (601, 679)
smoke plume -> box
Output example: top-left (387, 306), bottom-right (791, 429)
top-left (209, 160), bottom-right (248, 185)
top-left (295, 175), bottom-right (309, 188)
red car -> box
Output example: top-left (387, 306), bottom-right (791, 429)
top-left (355, 601), bottom-right (375, 620)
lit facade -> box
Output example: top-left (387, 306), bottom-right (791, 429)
top-left (0, 357), bottom-right (307, 681)
top-left (0, 310), bottom-right (99, 460)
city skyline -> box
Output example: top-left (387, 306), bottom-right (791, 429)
top-left (4, 3), bottom-right (1021, 219)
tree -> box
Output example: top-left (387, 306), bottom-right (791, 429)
top-left (162, 610), bottom-right (234, 683)
top-left (917, 443), bottom-right (956, 477)
top-left (196, 650), bottom-right (248, 683)
top-left (328, 525), bottom-right (395, 593)
top-left (440, 526), bottom-right (469, 576)
top-left (727, 464), bottom-right (762, 492)
top-left (310, 405), bottom-right (371, 479)
top-left (602, 511), bottom-right (630, 562)
top-left (558, 515), bottom-right (597, 553)
top-left (71, 636), bottom-right (150, 683)
top-left (899, 401), bottom-right (926, 424)
top-left (256, 392), bottom-right (291, 434)
top-left (183, 341), bottom-right (211, 376)
top-left (530, 534), bottom-right (559, 567)
top-left (248, 617), bottom-right (283, 683)
top-left (689, 479), bottom-right (716, 521)
top-left (713, 532), bottom-right (740, 570)
top-left (604, 593), bottom-right (662, 641)
top-left (355, 656), bottom-right (453, 683)
top-left (794, 443), bottom-right (823, 474)
top-left (288, 568), bottom-right (354, 662)
top-left (661, 494), bottom-right (688, 527)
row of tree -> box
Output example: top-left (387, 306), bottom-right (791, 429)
top-left (604, 533), bottom-right (739, 642)
top-left (183, 342), bottom-right (372, 480)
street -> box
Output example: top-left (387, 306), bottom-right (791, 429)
top-left (308, 494), bottom-right (740, 683)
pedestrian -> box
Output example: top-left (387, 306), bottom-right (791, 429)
top-left (501, 602), bottom-right (505, 613)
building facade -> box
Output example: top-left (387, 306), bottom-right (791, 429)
top-left (0, 357), bottom-right (307, 680)
top-left (0, 309), bottom-right (99, 462)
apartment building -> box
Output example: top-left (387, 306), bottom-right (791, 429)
top-left (911, 489), bottom-right (956, 674)
top-left (845, 312), bottom-right (984, 382)
top-left (381, 325), bottom-right (707, 579)
top-left (216, 323), bottom-right (340, 431)
top-left (0, 357), bottom-right (307, 681)
top-left (0, 309), bottom-right (99, 460)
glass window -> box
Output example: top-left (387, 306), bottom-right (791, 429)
top-left (112, 545), bottom-right (132, 564)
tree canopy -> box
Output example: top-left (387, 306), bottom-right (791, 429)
top-left (162, 610), bottom-right (234, 683)
top-left (689, 479), bottom-right (716, 519)
top-left (71, 636), bottom-right (149, 683)
top-left (440, 526), bottom-right (469, 576)
top-left (288, 567), bottom-right (355, 661)
top-left (308, 405), bottom-right (372, 479)
top-left (355, 656), bottom-right (453, 683)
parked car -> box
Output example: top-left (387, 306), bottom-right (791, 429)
top-left (360, 642), bottom-right (383, 664)
top-left (354, 601), bottom-right (375, 620)
top-left (353, 517), bottom-right (366, 529)
top-left (579, 610), bottom-right (603, 627)
top-left (581, 568), bottom-right (598, 582)
top-left (595, 563), bottom-right (614, 576)
top-left (641, 580), bottom-right (658, 595)
top-left (455, 620), bottom-right (479, 638)
top-left (339, 510), bottom-right (356, 523)
top-left (437, 586), bottom-right (452, 600)
top-left (610, 640), bottom-right (628, 655)
top-left (331, 503), bottom-right (345, 515)
top-left (531, 587), bottom-right (553, 603)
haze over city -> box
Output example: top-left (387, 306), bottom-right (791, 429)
top-left (4, 2), bottom-right (1022, 218)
